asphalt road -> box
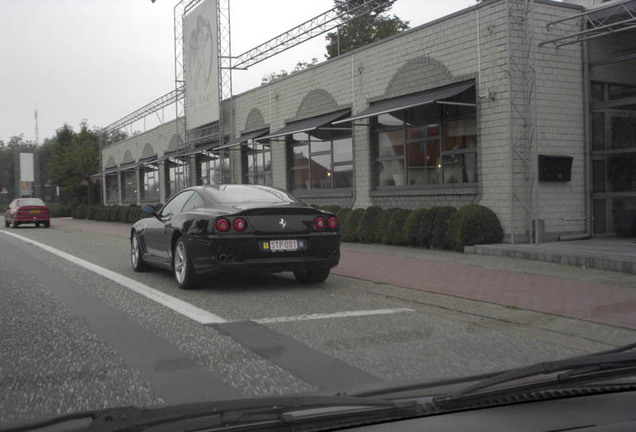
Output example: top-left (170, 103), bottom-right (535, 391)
top-left (1, 221), bottom-right (634, 427)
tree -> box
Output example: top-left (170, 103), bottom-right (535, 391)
top-left (325, 0), bottom-right (409, 59)
top-left (261, 58), bottom-right (318, 85)
top-left (0, 145), bottom-right (15, 204)
top-left (48, 122), bottom-right (100, 205)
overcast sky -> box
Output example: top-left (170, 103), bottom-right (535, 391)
top-left (0, 0), bottom-right (476, 144)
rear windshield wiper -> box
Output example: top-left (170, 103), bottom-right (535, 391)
top-left (433, 342), bottom-right (636, 410)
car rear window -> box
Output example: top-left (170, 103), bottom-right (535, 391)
top-left (18, 198), bottom-right (46, 207)
top-left (204, 185), bottom-right (298, 205)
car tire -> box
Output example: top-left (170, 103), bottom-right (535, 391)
top-left (173, 236), bottom-right (198, 290)
top-left (44, 221), bottom-right (50, 228)
top-left (131, 232), bottom-right (148, 272)
top-left (35, 222), bottom-right (40, 228)
top-left (294, 267), bottom-right (331, 284)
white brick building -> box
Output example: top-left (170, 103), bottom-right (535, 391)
top-left (101, 0), bottom-right (636, 242)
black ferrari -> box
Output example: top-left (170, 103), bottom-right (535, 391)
top-left (130, 184), bottom-right (341, 289)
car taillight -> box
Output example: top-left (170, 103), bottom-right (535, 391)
top-left (215, 218), bottom-right (230, 232)
top-left (327, 216), bottom-right (338, 229)
top-left (233, 217), bottom-right (247, 232)
top-left (314, 216), bottom-right (326, 230)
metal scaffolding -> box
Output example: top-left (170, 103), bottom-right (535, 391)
top-left (231, 0), bottom-right (388, 70)
top-left (99, 0), bottom-right (391, 191)
top-left (540, 0), bottom-right (636, 48)
top-left (507, 0), bottom-right (538, 244)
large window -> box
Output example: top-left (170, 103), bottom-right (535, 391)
top-left (590, 81), bottom-right (636, 237)
top-left (105, 174), bottom-right (119, 204)
top-left (244, 141), bottom-right (272, 186)
top-left (374, 90), bottom-right (477, 187)
top-left (287, 130), bottom-right (353, 191)
top-left (141, 165), bottom-right (159, 202)
top-left (121, 170), bottom-right (137, 203)
top-left (167, 157), bottom-right (187, 198)
top-left (200, 149), bottom-right (231, 185)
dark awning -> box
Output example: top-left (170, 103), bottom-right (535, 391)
top-left (333, 81), bottom-right (475, 125)
top-left (218, 128), bottom-right (270, 150)
top-left (257, 109), bottom-right (350, 141)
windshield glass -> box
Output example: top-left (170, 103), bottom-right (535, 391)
top-left (2, 0), bottom-right (636, 431)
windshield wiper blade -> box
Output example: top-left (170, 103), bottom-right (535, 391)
top-left (434, 342), bottom-right (636, 409)
top-left (3, 395), bottom-right (419, 432)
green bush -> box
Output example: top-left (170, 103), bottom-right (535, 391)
top-left (72, 205), bottom-right (87, 219)
top-left (402, 208), bottom-right (427, 246)
top-left (378, 208), bottom-right (401, 245)
top-left (341, 208), bottom-right (365, 242)
top-left (416, 210), bottom-right (435, 248)
top-left (127, 206), bottom-right (145, 224)
top-left (432, 206), bottom-right (457, 249)
top-left (358, 206), bottom-right (383, 243)
top-left (117, 206), bottom-right (129, 223)
top-left (416, 206), bottom-right (457, 249)
top-left (47, 203), bottom-right (72, 218)
top-left (447, 204), bottom-right (503, 251)
top-left (388, 209), bottom-right (412, 245)
top-left (336, 208), bottom-right (352, 235)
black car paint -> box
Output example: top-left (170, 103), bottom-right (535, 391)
top-left (131, 185), bottom-right (340, 279)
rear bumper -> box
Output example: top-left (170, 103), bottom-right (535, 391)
top-left (188, 233), bottom-right (341, 275)
top-left (14, 215), bottom-right (50, 223)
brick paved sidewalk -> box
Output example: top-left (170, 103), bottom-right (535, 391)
top-left (333, 248), bottom-right (636, 331)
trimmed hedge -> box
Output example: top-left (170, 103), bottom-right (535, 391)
top-left (63, 201), bottom-right (502, 253)
top-left (417, 206), bottom-right (457, 249)
top-left (388, 209), bottom-right (412, 245)
top-left (358, 206), bottom-right (383, 244)
top-left (402, 208), bottom-right (427, 246)
top-left (378, 208), bottom-right (401, 245)
top-left (341, 208), bottom-right (365, 242)
top-left (447, 204), bottom-right (503, 251)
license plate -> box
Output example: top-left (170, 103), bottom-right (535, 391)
top-left (29, 210), bottom-right (40, 214)
top-left (263, 239), bottom-right (304, 252)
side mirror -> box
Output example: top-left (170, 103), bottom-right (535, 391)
top-left (141, 205), bottom-right (157, 217)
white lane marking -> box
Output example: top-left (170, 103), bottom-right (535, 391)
top-left (253, 308), bottom-right (414, 324)
top-left (0, 230), bottom-right (227, 325)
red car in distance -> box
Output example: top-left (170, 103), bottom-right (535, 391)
top-left (4, 197), bottom-right (51, 228)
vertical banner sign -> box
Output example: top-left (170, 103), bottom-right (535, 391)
top-left (184, 0), bottom-right (220, 129)
top-left (19, 152), bottom-right (34, 196)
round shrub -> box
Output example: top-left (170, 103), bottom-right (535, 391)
top-left (341, 208), bottom-right (365, 242)
top-left (108, 205), bottom-right (120, 222)
top-left (431, 206), bottom-right (457, 249)
top-left (402, 208), bottom-right (428, 246)
top-left (377, 208), bottom-right (401, 245)
top-left (72, 205), bottom-right (87, 219)
top-left (447, 204), bottom-right (503, 251)
top-left (387, 209), bottom-right (412, 245)
top-left (127, 206), bottom-right (142, 223)
top-left (117, 206), bottom-right (130, 223)
top-left (418, 206), bottom-right (457, 249)
top-left (86, 206), bottom-right (97, 220)
top-left (358, 206), bottom-right (383, 243)
top-left (336, 208), bottom-right (352, 235)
